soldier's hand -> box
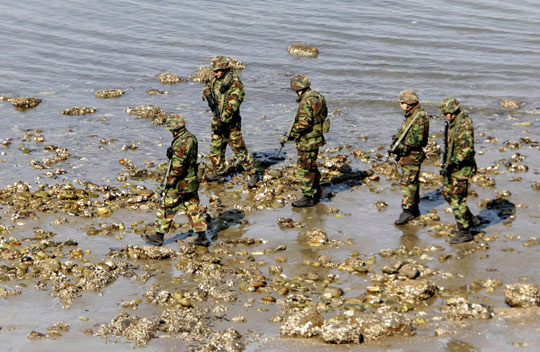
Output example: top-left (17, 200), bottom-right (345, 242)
top-left (166, 147), bottom-right (173, 159)
top-left (216, 119), bottom-right (226, 131)
top-left (280, 136), bottom-right (288, 146)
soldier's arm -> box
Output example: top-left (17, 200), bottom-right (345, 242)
top-left (202, 84), bottom-right (211, 101)
top-left (290, 97), bottom-right (315, 139)
top-left (452, 119), bottom-right (474, 165)
top-left (165, 141), bottom-right (191, 186)
top-left (220, 80), bottom-right (244, 124)
top-left (402, 113), bottom-right (428, 150)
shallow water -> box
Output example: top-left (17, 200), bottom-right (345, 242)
top-left (1, 0), bottom-right (540, 351)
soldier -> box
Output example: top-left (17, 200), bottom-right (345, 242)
top-left (202, 56), bottom-right (259, 188)
top-left (439, 97), bottom-right (478, 244)
top-left (141, 113), bottom-right (209, 246)
top-left (281, 75), bottom-right (328, 207)
top-left (391, 90), bottom-right (429, 225)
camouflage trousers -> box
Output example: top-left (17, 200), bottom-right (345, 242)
top-left (399, 163), bottom-right (421, 210)
top-left (442, 175), bottom-right (471, 229)
top-left (297, 149), bottom-right (320, 197)
top-left (210, 127), bottom-right (256, 175)
top-left (155, 191), bottom-right (208, 234)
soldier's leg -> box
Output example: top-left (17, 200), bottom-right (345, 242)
top-left (297, 149), bottom-right (318, 197)
top-left (154, 191), bottom-right (182, 235)
top-left (400, 163), bottom-right (420, 210)
top-left (209, 131), bottom-right (229, 175)
top-left (449, 178), bottom-right (471, 229)
top-left (228, 128), bottom-right (256, 174)
top-left (182, 193), bottom-right (208, 233)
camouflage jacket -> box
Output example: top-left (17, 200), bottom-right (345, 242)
top-left (291, 89), bottom-right (328, 151)
top-left (165, 128), bottom-right (199, 194)
top-left (445, 110), bottom-right (476, 179)
top-left (396, 105), bottom-right (429, 165)
top-left (202, 71), bottom-right (244, 129)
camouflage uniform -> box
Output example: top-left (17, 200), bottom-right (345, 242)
top-left (290, 79), bottom-right (327, 198)
top-left (441, 108), bottom-right (477, 230)
top-left (395, 102), bottom-right (429, 212)
top-left (155, 116), bottom-right (208, 235)
top-left (202, 59), bottom-right (256, 177)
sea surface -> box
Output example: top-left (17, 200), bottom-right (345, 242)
top-left (1, 1), bottom-right (540, 351)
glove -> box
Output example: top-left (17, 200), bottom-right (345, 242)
top-left (440, 160), bottom-right (457, 176)
top-left (166, 147), bottom-right (173, 159)
top-left (216, 119), bottom-right (226, 131)
top-left (280, 136), bottom-right (288, 146)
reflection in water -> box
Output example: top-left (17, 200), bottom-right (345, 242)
top-left (292, 203), bottom-right (329, 231)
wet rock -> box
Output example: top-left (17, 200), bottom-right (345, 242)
top-left (532, 182), bottom-right (540, 191)
top-left (321, 318), bottom-right (362, 344)
top-left (206, 327), bottom-right (244, 352)
top-left (157, 307), bottom-right (211, 335)
top-left (277, 217), bottom-right (303, 229)
top-left (384, 279), bottom-right (437, 301)
top-left (157, 72), bottom-right (185, 84)
top-left (190, 57), bottom-right (245, 83)
top-left (96, 311), bottom-right (157, 347)
top-left (0, 286), bottom-right (22, 297)
top-left (374, 201), bottom-right (388, 211)
top-left (146, 89), bottom-right (167, 95)
top-left (441, 297), bottom-right (494, 320)
top-left (110, 245), bottom-right (177, 260)
top-left (471, 174), bottom-right (496, 188)
top-left (302, 228), bottom-right (328, 246)
top-left (10, 97), bottom-right (42, 109)
top-left (398, 263), bottom-right (421, 279)
top-left (48, 321), bottom-right (70, 332)
top-left (504, 283), bottom-right (540, 307)
top-left (124, 105), bottom-right (167, 125)
top-left (288, 44), bottom-right (318, 57)
top-left (358, 312), bottom-right (414, 342)
top-left (280, 308), bottom-right (324, 337)
top-left (322, 286), bottom-right (344, 300)
top-left (500, 99), bottom-right (523, 109)
top-left (61, 107), bottom-right (96, 115)
top-left (27, 331), bottom-right (46, 340)
top-left (94, 89), bottom-right (124, 98)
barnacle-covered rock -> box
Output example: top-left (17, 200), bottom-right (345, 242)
top-left (321, 317), bottom-right (363, 344)
top-left (94, 89), bottom-right (124, 98)
top-left (288, 44), bottom-right (318, 57)
top-left (10, 97), bottom-right (42, 109)
top-left (504, 283), bottom-right (540, 307)
top-left (441, 297), bottom-right (494, 320)
top-left (96, 311), bottom-right (157, 347)
top-left (205, 327), bottom-right (244, 352)
top-left (124, 105), bottom-right (167, 125)
top-left (61, 107), bottom-right (96, 115)
top-left (280, 308), bottom-right (324, 337)
top-left (157, 72), bottom-right (185, 84)
top-left (500, 99), bottom-right (523, 109)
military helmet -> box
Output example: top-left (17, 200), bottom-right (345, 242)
top-left (398, 90), bottom-right (420, 104)
top-left (166, 113), bottom-right (186, 130)
top-left (211, 56), bottom-right (230, 71)
top-left (290, 74), bottom-right (311, 91)
top-left (439, 97), bottom-right (460, 114)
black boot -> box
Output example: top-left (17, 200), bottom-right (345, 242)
top-left (247, 173), bottom-right (259, 188)
top-left (205, 173), bottom-right (226, 183)
top-left (467, 210), bottom-right (482, 228)
top-left (394, 209), bottom-right (416, 225)
top-left (141, 232), bottom-right (164, 246)
top-left (450, 228), bottom-right (474, 244)
top-left (314, 185), bottom-right (329, 201)
top-left (292, 195), bottom-right (317, 207)
top-left (193, 231), bottom-right (210, 247)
